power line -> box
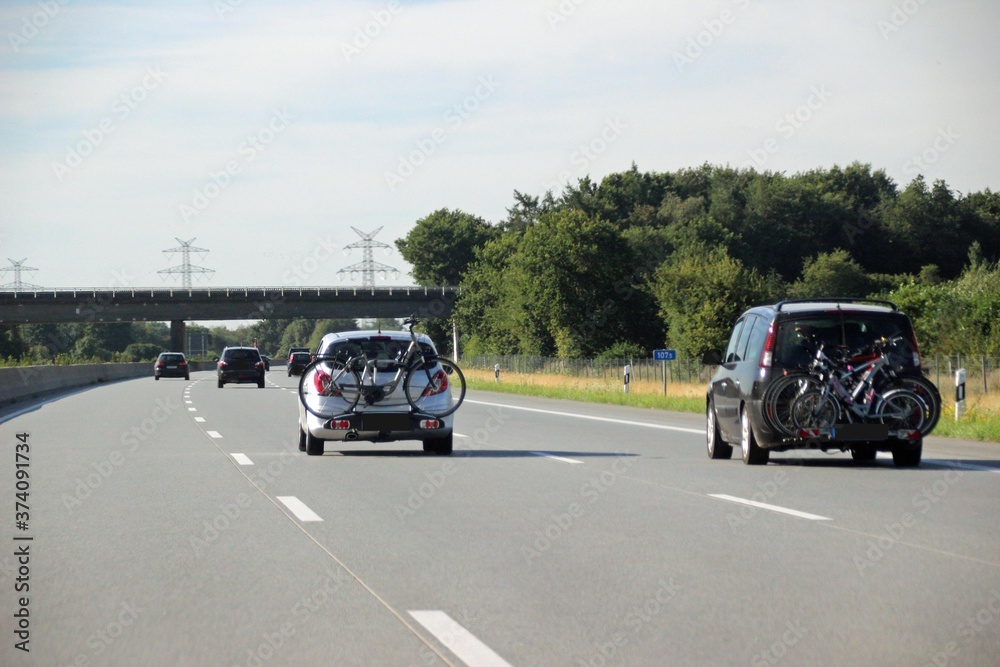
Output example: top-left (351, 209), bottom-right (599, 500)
top-left (158, 237), bottom-right (215, 289)
top-left (337, 226), bottom-right (399, 288)
top-left (0, 258), bottom-right (42, 291)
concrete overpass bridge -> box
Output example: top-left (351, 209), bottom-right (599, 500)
top-left (0, 285), bottom-right (459, 352)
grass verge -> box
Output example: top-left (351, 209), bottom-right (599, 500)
top-left (464, 369), bottom-right (704, 413)
top-left (463, 369), bottom-right (1000, 443)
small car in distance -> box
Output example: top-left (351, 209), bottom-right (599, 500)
top-left (287, 352), bottom-right (312, 376)
top-left (155, 352), bottom-right (190, 380)
top-left (217, 346), bottom-right (266, 388)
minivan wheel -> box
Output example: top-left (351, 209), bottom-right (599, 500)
top-left (305, 430), bottom-right (325, 456)
top-left (891, 437), bottom-right (922, 467)
top-left (423, 434), bottom-right (453, 455)
top-left (741, 405), bottom-right (769, 465)
top-left (707, 400), bottom-right (733, 460)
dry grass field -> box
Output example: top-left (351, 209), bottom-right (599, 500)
top-left (462, 367), bottom-right (1000, 442)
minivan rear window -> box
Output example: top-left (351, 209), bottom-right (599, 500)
top-left (773, 314), bottom-right (913, 369)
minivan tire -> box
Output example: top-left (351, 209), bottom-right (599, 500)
top-left (707, 400), bottom-right (733, 460)
top-left (423, 434), bottom-right (453, 455)
top-left (305, 430), bottom-right (325, 456)
top-left (741, 405), bottom-right (769, 465)
top-left (891, 438), bottom-right (922, 467)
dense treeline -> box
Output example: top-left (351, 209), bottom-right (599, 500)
top-left (0, 318), bottom-right (362, 365)
top-left (395, 163), bottom-right (1000, 358)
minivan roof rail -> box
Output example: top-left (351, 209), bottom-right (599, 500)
top-left (774, 298), bottom-right (898, 312)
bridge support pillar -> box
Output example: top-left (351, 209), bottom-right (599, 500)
top-left (170, 320), bottom-right (187, 354)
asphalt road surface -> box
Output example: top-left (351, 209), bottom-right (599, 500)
top-left (2, 370), bottom-right (998, 666)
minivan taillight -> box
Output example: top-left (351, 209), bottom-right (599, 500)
top-left (907, 330), bottom-right (922, 369)
top-left (760, 322), bottom-right (776, 369)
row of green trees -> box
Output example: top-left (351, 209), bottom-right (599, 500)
top-left (395, 163), bottom-right (1000, 358)
top-left (0, 318), bottom-right (368, 365)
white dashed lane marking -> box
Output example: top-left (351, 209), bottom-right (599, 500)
top-left (277, 496), bottom-right (323, 522)
top-left (409, 611), bottom-right (514, 667)
top-left (231, 453), bottom-right (253, 465)
top-left (207, 431), bottom-right (223, 439)
top-left (530, 451), bottom-right (583, 464)
top-left (709, 494), bottom-right (832, 521)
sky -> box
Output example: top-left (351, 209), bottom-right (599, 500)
top-left (1, 0), bottom-right (998, 291)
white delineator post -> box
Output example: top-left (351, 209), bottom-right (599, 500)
top-left (955, 368), bottom-right (966, 421)
top-left (623, 363), bottom-right (631, 394)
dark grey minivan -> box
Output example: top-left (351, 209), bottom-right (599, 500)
top-left (702, 299), bottom-right (939, 467)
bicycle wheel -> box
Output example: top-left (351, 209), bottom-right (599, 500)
top-left (892, 376), bottom-right (940, 435)
top-left (298, 358), bottom-right (362, 419)
top-left (403, 357), bottom-right (466, 417)
top-left (877, 388), bottom-right (927, 432)
top-left (790, 390), bottom-right (839, 429)
top-left (763, 374), bottom-right (826, 436)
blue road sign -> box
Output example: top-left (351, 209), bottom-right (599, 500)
top-left (653, 349), bottom-right (677, 361)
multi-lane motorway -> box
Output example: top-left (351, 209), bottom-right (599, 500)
top-left (2, 370), bottom-right (998, 666)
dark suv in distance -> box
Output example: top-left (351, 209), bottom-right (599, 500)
top-left (702, 299), bottom-right (939, 467)
top-left (287, 352), bottom-right (312, 376)
top-left (154, 352), bottom-right (189, 380)
top-left (217, 347), bottom-right (266, 388)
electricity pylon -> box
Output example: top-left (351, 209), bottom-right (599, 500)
top-left (0, 258), bottom-right (41, 291)
top-left (158, 238), bottom-right (214, 289)
top-left (337, 227), bottom-right (399, 288)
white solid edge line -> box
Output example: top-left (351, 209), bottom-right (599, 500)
top-left (464, 399), bottom-right (703, 434)
top-left (231, 453), bottom-right (254, 465)
top-left (409, 611), bottom-right (514, 667)
top-left (277, 496), bottom-right (324, 522)
top-left (530, 451), bottom-right (583, 464)
top-left (709, 494), bottom-right (832, 521)
top-left (926, 459), bottom-right (1000, 474)
top-left (207, 430), bottom-right (223, 439)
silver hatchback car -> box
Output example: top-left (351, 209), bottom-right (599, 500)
top-left (296, 329), bottom-right (458, 456)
